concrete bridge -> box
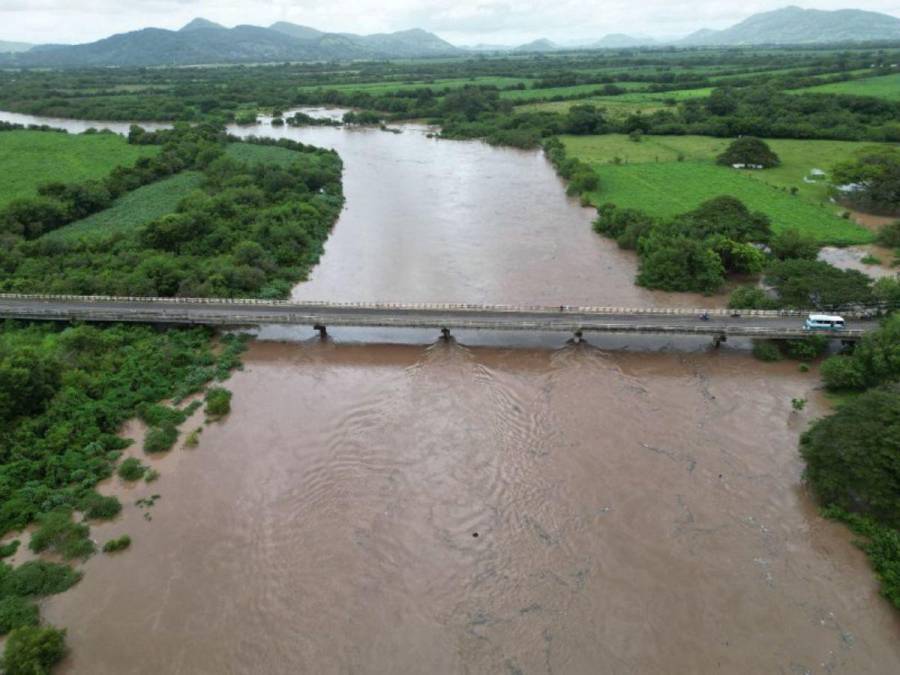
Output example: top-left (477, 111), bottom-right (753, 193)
top-left (0, 294), bottom-right (875, 344)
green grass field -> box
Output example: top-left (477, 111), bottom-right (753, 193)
top-left (793, 72), bottom-right (900, 101)
top-left (563, 134), bottom-right (881, 245)
top-left (44, 172), bottom-right (203, 242)
top-left (0, 130), bottom-right (158, 208)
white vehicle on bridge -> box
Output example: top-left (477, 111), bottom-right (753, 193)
top-left (804, 314), bottom-right (845, 331)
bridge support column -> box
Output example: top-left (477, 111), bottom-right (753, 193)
top-left (573, 330), bottom-right (584, 344)
top-left (712, 334), bottom-right (727, 348)
top-left (313, 324), bottom-right (327, 339)
top-left (441, 327), bottom-right (451, 341)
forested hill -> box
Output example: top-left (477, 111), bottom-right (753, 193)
top-left (4, 21), bottom-right (458, 67)
top-left (680, 6), bottom-right (900, 45)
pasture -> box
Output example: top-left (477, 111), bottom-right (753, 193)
top-left (0, 130), bottom-right (158, 207)
top-left (563, 134), bottom-right (879, 245)
top-left (44, 172), bottom-right (203, 242)
top-left (793, 72), bottom-right (900, 101)
top-left (517, 88), bottom-right (712, 115)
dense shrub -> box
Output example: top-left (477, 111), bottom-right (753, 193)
top-left (102, 535), bottom-right (131, 553)
top-left (0, 597), bottom-right (38, 634)
top-left (752, 341), bottom-right (783, 362)
top-left (820, 314), bottom-right (900, 390)
top-left (79, 493), bottom-right (122, 520)
top-left (876, 221), bottom-right (900, 248)
top-left (0, 541), bottom-right (19, 559)
top-left (0, 561), bottom-right (81, 597)
top-left (117, 457), bottom-right (146, 481)
top-left (28, 511), bottom-right (94, 561)
top-left (783, 335), bottom-right (829, 361)
top-left (1, 625), bottom-right (67, 675)
top-left (205, 387), bottom-right (232, 417)
top-left (143, 424), bottom-right (179, 454)
top-left (728, 285), bottom-right (780, 310)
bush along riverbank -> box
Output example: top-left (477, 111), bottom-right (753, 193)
top-left (0, 322), bottom-right (249, 671)
top-left (800, 314), bottom-right (900, 609)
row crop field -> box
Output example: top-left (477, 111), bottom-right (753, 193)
top-left (563, 134), bottom-right (883, 245)
top-left (224, 142), bottom-right (331, 167)
top-left (298, 76), bottom-right (530, 95)
top-left (44, 172), bottom-right (203, 242)
top-left (0, 130), bottom-right (158, 207)
top-left (793, 72), bottom-right (900, 101)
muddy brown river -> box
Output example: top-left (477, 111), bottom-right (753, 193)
top-left (2, 110), bottom-right (898, 673)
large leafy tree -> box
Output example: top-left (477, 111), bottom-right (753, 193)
top-left (716, 137), bottom-right (781, 168)
top-left (832, 147), bottom-right (900, 216)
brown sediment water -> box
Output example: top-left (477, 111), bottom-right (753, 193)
top-left (819, 245), bottom-right (898, 280)
top-left (849, 210), bottom-right (896, 232)
top-left (43, 343), bottom-right (900, 673)
top-left (1, 108), bottom-right (897, 672)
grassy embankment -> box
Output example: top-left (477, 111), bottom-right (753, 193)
top-left (563, 134), bottom-right (883, 245)
top-left (0, 130), bottom-right (158, 208)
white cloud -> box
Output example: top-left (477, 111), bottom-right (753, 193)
top-left (3, 0), bottom-right (900, 45)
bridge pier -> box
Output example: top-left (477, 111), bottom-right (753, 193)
top-left (713, 334), bottom-right (727, 348)
top-left (313, 324), bottom-right (327, 339)
top-left (440, 327), bottom-right (451, 341)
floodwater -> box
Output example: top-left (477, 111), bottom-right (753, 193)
top-left (2, 109), bottom-right (898, 672)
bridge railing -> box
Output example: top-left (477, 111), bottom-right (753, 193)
top-left (0, 305), bottom-right (868, 339)
top-left (0, 293), bottom-right (890, 319)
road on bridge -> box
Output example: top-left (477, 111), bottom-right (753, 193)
top-left (0, 295), bottom-right (876, 341)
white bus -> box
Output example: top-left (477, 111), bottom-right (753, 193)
top-left (804, 314), bottom-right (845, 331)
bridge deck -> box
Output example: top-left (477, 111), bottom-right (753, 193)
top-left (0, 295), bottom-right (873, 340)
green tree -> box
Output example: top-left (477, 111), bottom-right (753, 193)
top-left (800, 387), bottom-right (900, 527)
top-left (637, 236), bottom-right (725, 293)
top-left (0, 349), bottom-right (60, 423)
top-left (764, 259), bottom-right (873, 308)
top-left (716, 137), bottom-right (780, 168)
top-left (769, 228), bottom-right (819, 260)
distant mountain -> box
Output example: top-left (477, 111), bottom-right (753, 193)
top-left (460, 43), bottom-right (514, 52)
top-left (180, 18), bottom-right (226, 32)
top-left (514, 38), bottom-right (559, 52)
top-left (0, 40), bottom-right (33, 53)
top-left (2, 21), bottom-right (458, 67)
top-left (680, 6), bottom-right (900, 45)
top-left (592, 34), bottom-right (655, 48)
top-left (269, 22), bottom-right (324, 41)
top-left (355, 29), bottom-right (457, 57)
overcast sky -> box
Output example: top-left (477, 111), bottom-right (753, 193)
top-left (4, 1), bottom-right (900, 46)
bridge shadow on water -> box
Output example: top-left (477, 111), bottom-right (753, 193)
top-left (248, 323), bottom-right (755, 355)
